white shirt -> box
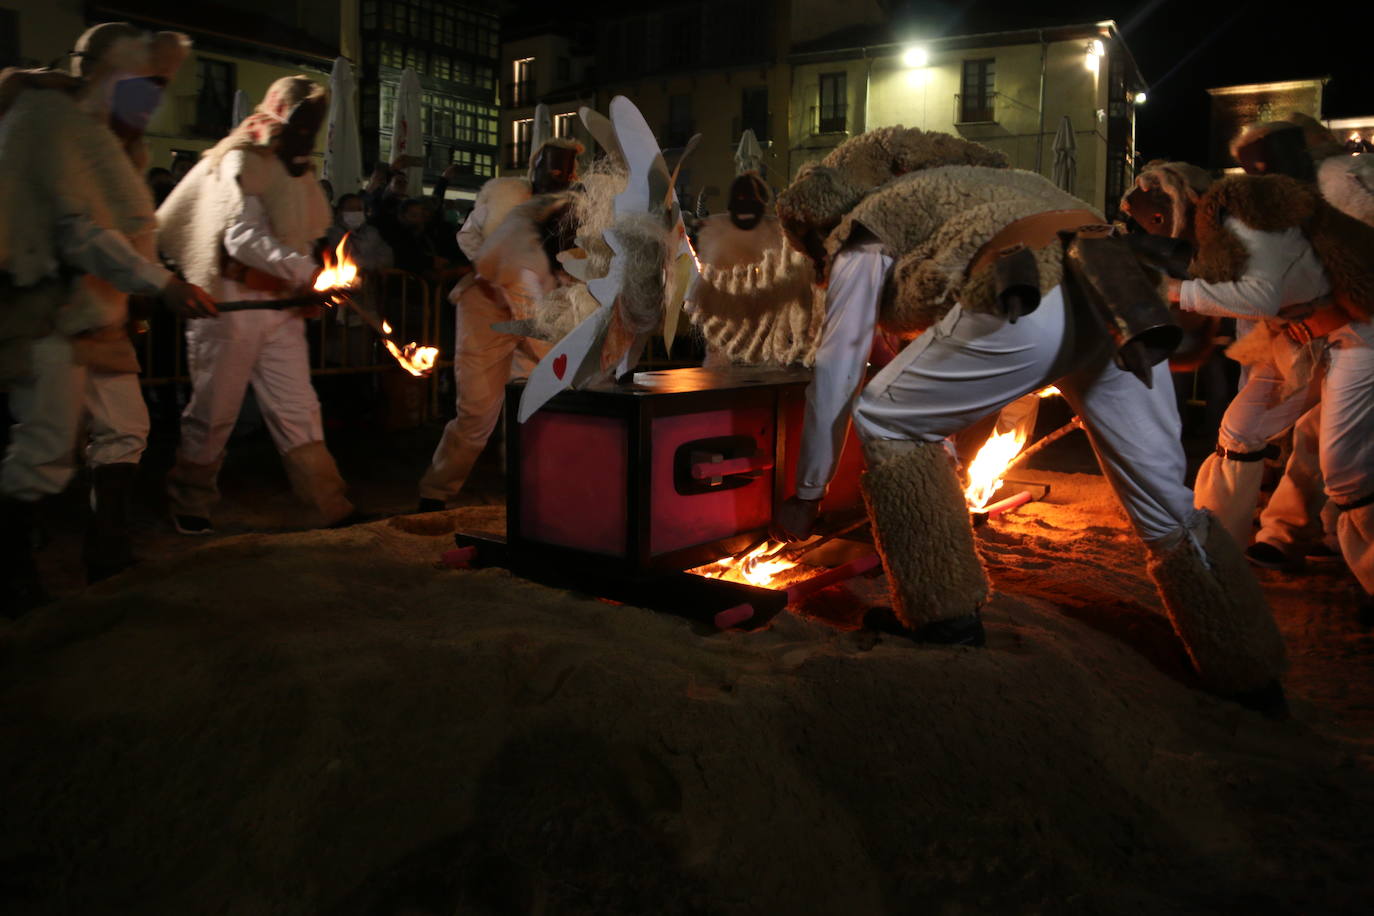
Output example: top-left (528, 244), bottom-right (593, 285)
top-left (796, 240), bottom-right (892, 499)
top-left (55, 213), bottom-right (170, 296)
top-left (223, 195), bottom-right (318, 290)
top-left (1181, 216), bottom-right (1372, 345)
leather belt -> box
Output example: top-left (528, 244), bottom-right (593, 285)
top-left (1216, 443), bottom-right (1280, 462)
top-left (1282, 301), bottom-right (1350, 345)
top-left (966, 209), bottom-right (1105, 280)
top-left (222, 256), bottom-right (292, 293)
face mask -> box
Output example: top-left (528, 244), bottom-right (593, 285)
top-left (530, 145), bottom-right (577, 194)
top-left (109, 74), bottom-right (165, 143)
top-left (727, 175), bottom-right (769, 231)
top-left (341, 211), bottom-right (366, 229)
top-left (276, 97), bottom-right (327, 177)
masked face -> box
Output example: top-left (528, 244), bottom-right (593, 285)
top-left (1123, 187), bottom-right (1175, 237)
top-left (341, 210), bottom-right (366, 229)
top-left (728, 175), bottom-right (768, 230)
top-left (108, 74), bottom-right (166, 143)
top-left (1235, 127), bottom-right (1314, 182)
top-left (277, 97), bottom-right (327, 177)
top-left (531, 145), bottom-right (577, 194)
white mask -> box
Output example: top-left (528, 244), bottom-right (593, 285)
top-left (341, 211), bottom-right (366, 229)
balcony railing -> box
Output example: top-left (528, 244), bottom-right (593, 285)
top-left (954, 91), bottom-right (999, 124)
top-left (809, 104), bottom-right (848, 136)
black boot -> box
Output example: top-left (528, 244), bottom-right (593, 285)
top-left (1, 497), bottom-right (48, 616)
top-left (84, 462), bottom-right (138, 584)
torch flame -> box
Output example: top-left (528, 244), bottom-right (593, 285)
top-left (964, 427), bottom-right (1030, 511)
top-left (383, 340), bottom-right (439, 377)
top-left (691, 540), bottom-right (802, 588)
top-left (313, 234), bottom-right (359, 292)
top-left (1036, 385), bottom-right (1062, 398)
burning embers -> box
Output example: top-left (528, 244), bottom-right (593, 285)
top-left (690, 540), bottom-right (814, 589)
top-left (314, 236), bottom-right (439, 377)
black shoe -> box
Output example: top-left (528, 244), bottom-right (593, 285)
top-left (1245, 542), bottom-right (1289, 570)
top-left (914, 612), bottom-right (987, 647)
top-left (2, 497), bottom-right (49, 617)
top-left (85, 463), bottom-right (138, 584)
top-left (416, 498), bottom-right (446, 514)
top-left (1229, 679), bottom-right (1289, 719)
top-left (1304, 543), bottom-right (1342, 565)
top-left (173, 514), bottom-right (214, 535)
top-left (862, 607), bottom-right (986, 647)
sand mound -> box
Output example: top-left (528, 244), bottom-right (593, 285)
top-left (2, 484), bottom-right (1372, 914)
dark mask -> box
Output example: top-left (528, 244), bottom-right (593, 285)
top-left (531, 144), bottom-right (578, 194)
top-left (109, 75), bottom-right (166, 143)
top-left (728, 174), bottom-right (769, 230)
top-left (1235, 125), bottom-right (1315, 182)
top-left (277, 97), bottom-right (327, 177)
top-left (1123, 187), bottom-right (1176, 238)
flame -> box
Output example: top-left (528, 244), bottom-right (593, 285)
top-left (1351, 131), bottom-right (1363, 143)
top-left (383, 340), bottom-right (439, 377)
top-left (691, 540), bottom-right (801, 588)
top-left (1036, 385), bottom-right (1062, 398)
top-left (964, 427), bottom-right (1030, 511)
top-left (313, 234), bottom-right (358, 292)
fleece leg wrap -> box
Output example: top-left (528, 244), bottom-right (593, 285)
top-left (1147, 511), bottom-right (1287, 695)
top-left (860, 439), bottom-right (989, 628)
top-left (282, 441), bottom-right (354, 527)
top-left (1194, 451), bottom-right (1267, 546)
top-left (166, 453), bottom-right (224, 519)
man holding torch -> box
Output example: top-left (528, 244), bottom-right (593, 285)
top-left (156, 75), bottom-right (354, 534)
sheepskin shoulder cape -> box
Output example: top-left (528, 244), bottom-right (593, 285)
top-left (0, 87), bottom-right (156, 287)
top-left (1191, 173), bottom-right (1374, 321)
top-left (156, 148), bottom-right (331, 299)
top-left (474, 176), bottom-right (534, 238)
top-left (474, 190), bottom-right (579, 321)
top-left (827, 165), bottom-right (1098, 336)
top-left (686, 213), bottom-right (822, 367)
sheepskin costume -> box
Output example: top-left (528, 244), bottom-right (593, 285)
top-left (0, 28), bottom-right (173, 383)
top-left (1120, 160), bottom-right (1213, 238)
top-left (1190, 174), bottom-right (1374, 323)
top-left (156, 76), bottom-right (332, 299)
top-left (1147, 512), bottom-right (1287, 696)
top-left (860, 439), bottom-right (989, 626)
top-left (838, 166), bottom-right (1098, 337)
top-left (473, 190), bottom-right (580, 321)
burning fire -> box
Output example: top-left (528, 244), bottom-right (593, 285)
top-left (313, 239), bottom-right (439, 377)
top-left (692, 540), bottom-right (802, 588)
top-left (313, 235), bottom-right (359, 293)
top-left (964, 427), bottom-right (1029, 511)
top-left (1037, 386), bottom-right (1061, 398)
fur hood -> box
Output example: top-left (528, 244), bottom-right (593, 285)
top-left (157, 148), bottom-right (331, 299)
top-left (838, 165), bottom-right (1095, 336)
top-left (1191, 174), bottom-right (1374, 321)
top-left (776, 127), bottom-right (1007, 267)
top-left (1121, 160), bottom-right (1213, 238)
top-left (1317, 154), bottom-right (1374, 227)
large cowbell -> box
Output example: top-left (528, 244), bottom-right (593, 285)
top-left (1063, 227), bottom-right (1182, 387)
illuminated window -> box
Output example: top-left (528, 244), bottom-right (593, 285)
top-left (960, 59), bottom-right (995, 123)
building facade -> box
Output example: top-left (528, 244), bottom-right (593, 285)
top-left (1206, 78), bottom-right (1327, 170)
top-left (789, 22), bottom-right (1146, 215)
top-left (495, 8), bottom-right (1144, 219)
top-left (355, 0), bottom-right (502, 199)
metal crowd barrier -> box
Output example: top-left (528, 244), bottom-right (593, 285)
top-left (136, 266), bottom-right (464, 424)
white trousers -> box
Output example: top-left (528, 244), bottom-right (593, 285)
top-left (178, 309), bottom-right (325, 464)
top-left (418, 280), bottom-right (550, 502)
top-left (852, 286), bottom-right (1198, 545)
top-left (2, 333), bottom-right (148, 501)
top-left (1255, 405), bottom-right (1338, 554)
top-left (1195, 328), bottom-right (1374, 589)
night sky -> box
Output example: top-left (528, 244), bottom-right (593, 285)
top-left (887, 0), bottom-right (1369, 165)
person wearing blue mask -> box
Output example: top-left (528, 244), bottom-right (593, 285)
top-left (0, 23), bottom-right (216, 609)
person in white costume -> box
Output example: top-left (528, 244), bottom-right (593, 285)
top-left (157, 76), bottom-right (352, 533)
top-left (770, 126), bottom-right (1287, 713)
top-left (416, 138), bottom-right (581, 511)
top-left (0, 23), bottom-right (216, 610)
top-left (1162, 130), bottom-right (1374, 616)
